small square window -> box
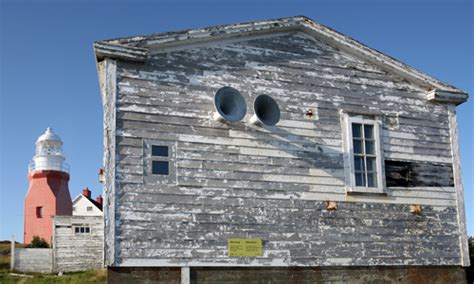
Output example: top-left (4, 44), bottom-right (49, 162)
top-left (73, 225), bottom-right (91, 234)
top-left (145, 141), bottom-right (176, 184)
top-left (152, 161), bottom-right (169, 175)
top-left (152, 145), bottom-right (168, 157)
top-left (87, 206), bottom-right (93, 211)
top-left (36, 207), bottom-right (43, 218)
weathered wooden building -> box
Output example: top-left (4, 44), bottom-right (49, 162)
top-left (94, 16), bottom-right (469, 283)
top-left (52, 215), bottom-right (104, 272)
top-left (11, 216), bottom-right (103, 273)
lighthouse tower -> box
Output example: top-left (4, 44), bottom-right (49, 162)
top-left (24, 128), bottom-right (72, 244)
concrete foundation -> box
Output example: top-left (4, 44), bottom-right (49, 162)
top-left (107, 266), bottom-right (466, 284)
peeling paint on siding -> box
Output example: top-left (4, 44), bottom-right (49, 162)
top-left (97, 29), bottom-right (467, 268)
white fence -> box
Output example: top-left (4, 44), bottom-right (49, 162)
top-left (12, 247), bottom-right (53, 273)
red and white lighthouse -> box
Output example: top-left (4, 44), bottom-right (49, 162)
top-left (24, 128), bottom-right (72, 244)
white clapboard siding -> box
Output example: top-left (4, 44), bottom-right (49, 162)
top-left (104, 31), bottom-right (463, 268)
top-left (52, 216), bottom-right (103, 272)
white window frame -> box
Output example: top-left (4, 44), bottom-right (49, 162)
top-left (73, 224), bottom-right (91, 235)
top-left (342, 112), bottom-right (385, 194)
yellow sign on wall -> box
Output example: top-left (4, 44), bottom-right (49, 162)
top-left (228, 238), bottom-right (263, 257)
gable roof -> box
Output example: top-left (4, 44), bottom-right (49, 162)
top-left (72, 194), bottom-right (103, 211)
top-left (93, 16), bottom-right (467, 105)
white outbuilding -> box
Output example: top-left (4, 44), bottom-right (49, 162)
top-left (72, 188), bottom-right (103, 216)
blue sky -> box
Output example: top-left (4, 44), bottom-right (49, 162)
top-left (0, 0), bottom-right (472, 241)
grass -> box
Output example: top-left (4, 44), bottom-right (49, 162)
top-left (0, 269), bottom-right (107, 284)
top-left (0, 241), bottom-right (23, 271)
top-left (0, 241), bottom-right (106, 284)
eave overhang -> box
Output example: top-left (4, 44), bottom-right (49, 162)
top-left (426, 89), bottom-right (468, 105)
top-left (94, 42), bottom-right (147, 62)
top-left (93, 16), bottom-right (468, 106)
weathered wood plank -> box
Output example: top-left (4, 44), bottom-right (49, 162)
top-left (105, 31), bottom-right (464, 268)
top-left (52, 216), bottom-right (103, 272)
top-left (385, 160), bottom-right (454, 187)
top-left (448, 106), bottom-right (470, 266)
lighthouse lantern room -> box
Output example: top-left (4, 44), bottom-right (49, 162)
top-left (29, 127), bottom-right (69, 173)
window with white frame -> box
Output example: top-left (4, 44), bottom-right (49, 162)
top-left (342, 113), bottom-right (384, 194)
top-left (73, 224), bottom-right (91, 234)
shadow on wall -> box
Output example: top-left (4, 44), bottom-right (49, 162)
top-left (246, 124), bottom-right (343, 171)
top-left (211, 84), bottom-right (344, 180)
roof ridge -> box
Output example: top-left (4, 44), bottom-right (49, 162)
top-left (93, 15), bottom-right (467, 104)
top-left (96, 15), bottom-right (306, 45)
top-left (73, 193), bottom-right (103, 211)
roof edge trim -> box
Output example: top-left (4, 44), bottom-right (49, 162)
top-left (93, 15), bottom-right (468, 102)
top-left (94, 42), bottom-right (147, 62)
top-left (296, 18), bottom-right (467, 97)
top-left (427, 89), bottom-right (468, 105)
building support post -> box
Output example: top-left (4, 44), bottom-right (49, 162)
top-left (181, 266), bottom-right (190, 284)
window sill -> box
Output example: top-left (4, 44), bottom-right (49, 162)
top-left (346, 187), bottom-right (385, 195)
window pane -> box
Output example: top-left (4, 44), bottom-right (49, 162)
top-left (366, 157), bottom-right (376, 171)
top-left (354, 156), bottom-right (365, 171)
top-left (355, 172), bottom-right (365, 186)
top-left (367, 172), bottom-right (378, 187)
top-left (85, 227), bottom-right (90, 233)
top-left (80, 227), bottom-right (85, 233)
top-left (353, 139), bottom-right (363, 154)
top-left (75, 227), bottom-right (79, 233)
top-left (352, 123), bottom-right (362, 138)
top-left (364, 124), bottom-right (374, 139)
top-left (152, 161), bottom-right (169, 175)
top-left (365, 140), bottom-right (375, 155)
top-left (152, 145), bottom-right (168, 157)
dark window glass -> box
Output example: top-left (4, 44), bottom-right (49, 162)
top-left (352, 123), bottom-right (362, 138)
top-left (75, 227), bottom-right (79, 233)
top-left (367, 172), bottom-right (377, 187)
top-left (36, 207), bottom-right (43, 218)
top-left (364, 125), bottom-right (374, 139)
top-left (366, 157), bottom-right (376, 171)
top-left (354, 156), bottom-right (364, 171)
top-left (152, 145), bottom-right (168, 157)
top-left (353, 139), bottom-right (363, 154)
top-left (85, 227), bottom-right (90, 233)
top-left (152, 161), bottom-right (169, 175)
top-left (352, 122), bottom-right (378, 188)
top-left (365, 141), bottom-right (374, 155)
top-left (355, 172), bottom-right (365, 186)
